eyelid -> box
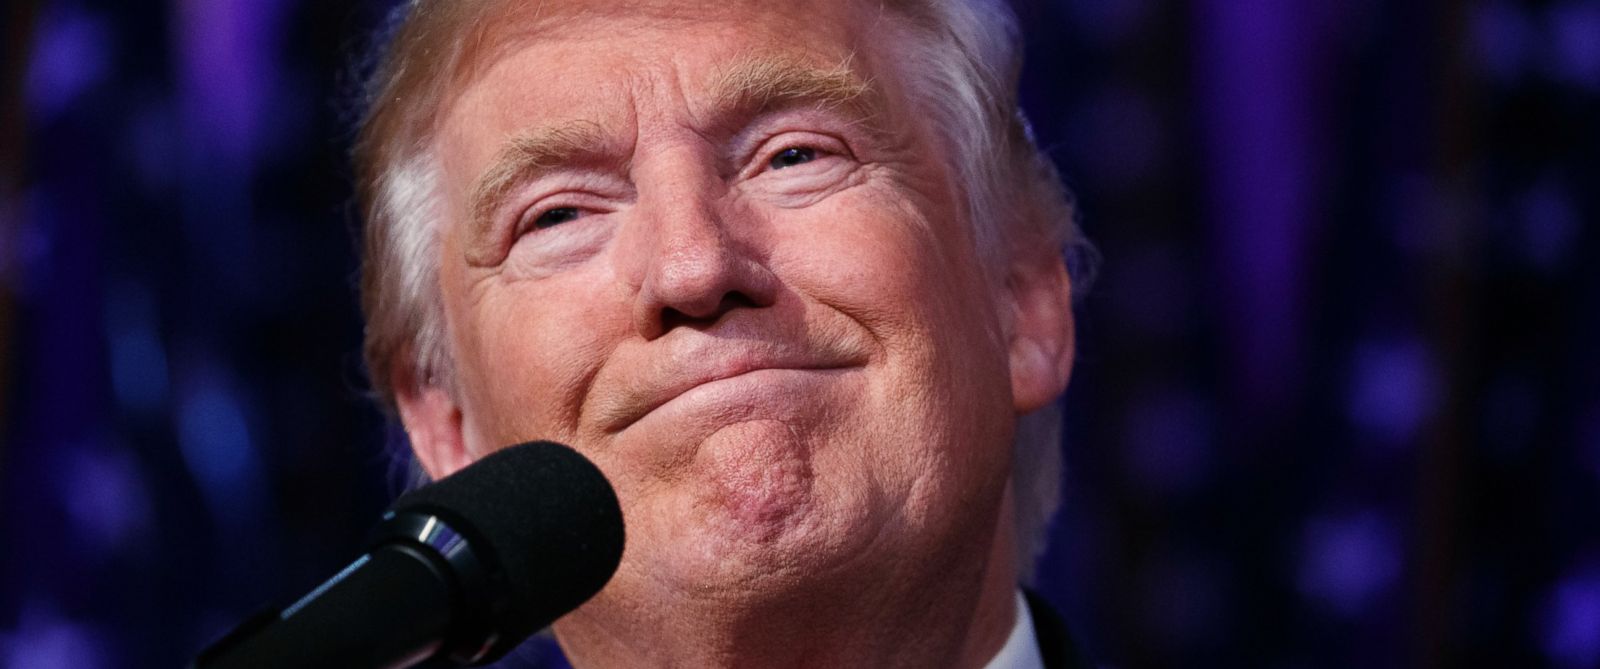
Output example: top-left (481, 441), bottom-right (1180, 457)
top-left (523, 204), bottom-right (582, 231)
top-left (739, 131), bottom-right (852, 179)
top-left (511, 190), bottom-right (618, 238)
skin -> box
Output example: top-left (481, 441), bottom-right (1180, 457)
top-left (393, 0), bottom-right (1076, 666)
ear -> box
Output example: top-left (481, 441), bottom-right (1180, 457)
top-left (1005, 249), bottom-right (1076, 414)
top-left (392, 359), bottom-right (472, 480)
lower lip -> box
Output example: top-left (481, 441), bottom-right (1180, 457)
top-left (629, 367), bottom-right (857, 432)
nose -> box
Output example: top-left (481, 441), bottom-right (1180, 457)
top-left (620, 168), bottom-right (778, 339)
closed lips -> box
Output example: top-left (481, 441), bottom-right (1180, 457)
top-left (591, 340), bottom-right (866, 433)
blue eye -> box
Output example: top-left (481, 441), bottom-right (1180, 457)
top-left (768, 147), bottom-right (816, 170)
top-left (533, 207), bottom-right (580, 228)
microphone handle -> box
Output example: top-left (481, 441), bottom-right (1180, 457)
top-left (192, 543), bottom-right (455, 669)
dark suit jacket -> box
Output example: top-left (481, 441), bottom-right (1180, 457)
top-left (507, 592), bottom-right (1094, 668)
top-left (1024, 590), bottom-right (1095, 669)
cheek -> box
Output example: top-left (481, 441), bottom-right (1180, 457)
top-left (449, 268), bottom-right (629, 444)
top-left (770, 187), bottom-right (994, 347)
top-left (767, 188), bottom-right (1013, 454)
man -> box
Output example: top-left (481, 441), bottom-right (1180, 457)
top-left (353, 0), bottom-right (1092, 666)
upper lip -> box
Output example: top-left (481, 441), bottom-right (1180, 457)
top-left (589, 335), bottom-right (863, 433)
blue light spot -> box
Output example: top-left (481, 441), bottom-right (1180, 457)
top-left (106, 281), bottom-right (170, 412)
top-left (1297, 510), bottom-right (1402, 618)
top-left (1347, 335), bottom-right (1438, 448)
top-left (0, 603), bottom-right (110, 669)
top-left (1539, 563), bottom-right (1600, 669)
top-left (56, 442), bottom-right (153, 557)
top-left (1471, 2), bottom-right (1534, 84)
top-left (1546, 2), bottom-right (1600, 91)
top-left (1516, 178), bottom-right (1580, 271)
top-left (177, 369), bottom-right (266, 527)
top-left (24, 6), bottom-right (111, 122)
top-left (174, 0), bottom-right (292, 163)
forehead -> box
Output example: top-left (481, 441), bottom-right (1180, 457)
top-left (439, 0), bottom-right (897, 123)
top-left (469, 0), bottom-right (875, 55)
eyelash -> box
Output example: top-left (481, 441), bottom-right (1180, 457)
top-left (752, 132), bottom-right (848, 175)
top-left (764, 145), bottom-right (821, 170)
top-left (530, 206), bottom-right (581, 230)
top-left (515, 136), bottom-right (847, 233)
top-left (517, 199), bottom-right (599, 236)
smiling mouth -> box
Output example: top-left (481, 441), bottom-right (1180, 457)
top-left (598, 360), bottom-right (859, 434)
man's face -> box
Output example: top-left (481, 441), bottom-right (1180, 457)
top-left (412, 0), bottom-right (1054, 621)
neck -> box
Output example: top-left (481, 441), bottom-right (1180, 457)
top-left (554, 492), bottom-right (1022, 668)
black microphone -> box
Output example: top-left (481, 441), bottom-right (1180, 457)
top-left (192, 441), bottom-right (626, 669)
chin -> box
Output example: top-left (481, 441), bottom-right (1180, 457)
top-left (659, 514), bottom-right (882, 607)
top-left (647, 476), bottom-right (887, 602)
top-left (603, 416), bottom-right (929, 603)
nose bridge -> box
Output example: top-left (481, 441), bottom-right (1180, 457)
top-left (654, 171), bottom-right (730, 272)
top-left (628, 146), bottom-right (733, 287)
top-left (618, 144), bottom-right (774, 336)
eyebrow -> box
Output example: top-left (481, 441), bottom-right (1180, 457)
top-left (463, 57), bottom-right (882, 257)
top-left (706, 55), bottom-right (878, 122)
top-left (466, 120), bottom-right (611, 250)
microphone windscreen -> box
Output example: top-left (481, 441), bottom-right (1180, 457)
top-left (389, 441), bottom-right (625, 645)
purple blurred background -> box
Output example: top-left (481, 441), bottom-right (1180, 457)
top-left (2, 0), bottom-right (1597, 667)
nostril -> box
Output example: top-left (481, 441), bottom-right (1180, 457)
top-left (658, 307), bottom-right (694, 333)
top-left (718, 291), bottom-right (760, 311)
top-left (659, 290), bottom-right (760, 331)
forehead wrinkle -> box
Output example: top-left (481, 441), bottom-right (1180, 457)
top-left (465, 119), bottom-right (612, 247)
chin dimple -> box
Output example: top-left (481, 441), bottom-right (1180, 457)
top-left (700, 420), bottom-right (814, 532)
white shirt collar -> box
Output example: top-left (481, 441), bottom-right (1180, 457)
top-left (982, 591), bottom-right (1044, 669)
